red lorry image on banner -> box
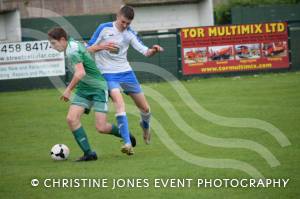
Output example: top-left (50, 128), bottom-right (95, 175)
top-left (180, 22), bottom-right (289, 75)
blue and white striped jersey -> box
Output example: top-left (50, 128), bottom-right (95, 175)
top-left (87, 22), bottom-right (149, 74)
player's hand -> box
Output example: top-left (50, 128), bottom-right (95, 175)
top-left (99, 42), bottom-right (119, 52)
top-left (60, 89), bottom-right (71, 102)
top-left (145, 45), bottom-right (164, 57)
top-left (152, 45), bottom-right (164, 52)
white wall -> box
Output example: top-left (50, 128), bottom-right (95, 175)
top-left (198, 0), bottom-right (214, 26)
top-left (130, 0), bottom-right (214, 31)
top-left (0, 10), bottom-right (21, 42)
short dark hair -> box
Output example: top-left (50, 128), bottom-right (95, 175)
top-left (48, 27), bottom-right (67, 40)
top-left (119, 5), bottom-right (134, 20)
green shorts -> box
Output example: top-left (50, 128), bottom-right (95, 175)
top-left (71, 89), bottom-right (108, 113)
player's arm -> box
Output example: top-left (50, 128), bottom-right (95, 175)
top-left (61, 63), bottom-right (86, 102)
top-left (87, 42), bottom-right (118, 53)
top-left (86, 23), bottom-right (118, 53)
top-left (130, 33), bottom-right (164, 57)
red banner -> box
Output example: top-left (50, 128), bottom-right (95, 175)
top-left (180, 22), bottom-right (289, 75)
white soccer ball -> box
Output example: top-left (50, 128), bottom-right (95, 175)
top-left (50, 144), bottom-right (70, 160)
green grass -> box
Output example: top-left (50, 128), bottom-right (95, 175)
top-left (0, 72), bottom-right (299, 198)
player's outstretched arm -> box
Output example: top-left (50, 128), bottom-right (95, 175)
top-left (61, 63), bottom-right (86, 102)
top-left (130, 32), bottom-right (164, 57)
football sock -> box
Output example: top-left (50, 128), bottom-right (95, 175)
top-left (110, 124), bottom-right (121, 138)
top-left (140, 110), bottom-right (151, 129)
top-left (109, 124), bottom-right (136, 146)
top-left (116, 112), bottom-right (131, 145)
top-left (73, 126), bottom-right (92, 155)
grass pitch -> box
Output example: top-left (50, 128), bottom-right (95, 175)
top-left (0, 72), bottom-right (299, 198)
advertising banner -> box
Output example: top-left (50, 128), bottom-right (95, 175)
top-left (180, 22), bottom-right (289, 75)
top-left (0, 40), bottom-right (65, 80)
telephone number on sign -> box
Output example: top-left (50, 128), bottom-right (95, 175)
top-left (0, 42), bottom-right (52, 53)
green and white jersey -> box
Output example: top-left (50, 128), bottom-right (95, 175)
top-left (66, 37), bottom-right (107, 93)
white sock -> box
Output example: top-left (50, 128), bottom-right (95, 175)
top-left (140, 111), bottom-right (151, 127)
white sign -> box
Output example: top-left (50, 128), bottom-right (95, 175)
top-left (0, 40), bottom-right (65, 80)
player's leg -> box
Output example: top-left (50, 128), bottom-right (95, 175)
top-left (92, 93), bottom-right (136, 148)
top-left (94, 112), bottom-right (136, 152)
top-left (109, 88), bottom-right (133, 154)
top-left (94, 112), bottom-right (136, 147)
top-left (95, 112), bottom-right (118, 134)
top-left (103, 73), bottom-right (135, 154)
top-left (68, 94), bottom-right (97, 161)
top-left (129, 92), bottom-right (151, 144)
top-left (120, 71), bottom-right (152, 144)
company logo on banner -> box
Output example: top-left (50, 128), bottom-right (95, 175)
top-left (180, 22), bottom-right (289, 75)
top-left (0, 40), bottom-right (65, 80)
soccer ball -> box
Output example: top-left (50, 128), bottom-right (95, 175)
top-left (50, 144), bottom-right (70, 160)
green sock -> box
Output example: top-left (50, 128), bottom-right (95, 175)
top-left (109, 124), bottom-right (121, 138)
top-left (73, 126), bottom-right (92, 155)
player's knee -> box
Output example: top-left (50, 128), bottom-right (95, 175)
top-left (66, 115), bottom-right (79, 126)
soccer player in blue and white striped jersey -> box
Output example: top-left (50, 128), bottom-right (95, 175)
top-left (87, 5), bottom-right (163, 155)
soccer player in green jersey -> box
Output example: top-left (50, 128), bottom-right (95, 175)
top-left (48, 27), bottom-right (136, 161)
